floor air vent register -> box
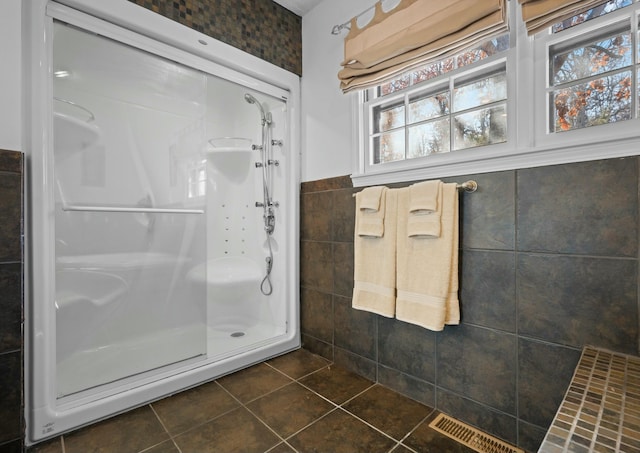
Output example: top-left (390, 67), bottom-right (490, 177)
top-left (429, 413), bottom-right (525, 453)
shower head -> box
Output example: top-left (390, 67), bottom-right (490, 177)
top-left (244, 93), bottom-right (271, 125)
top-left (244, 93), bottom-right (258, 105)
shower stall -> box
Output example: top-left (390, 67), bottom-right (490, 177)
top-left (25, 0), bottom-right (299, 443)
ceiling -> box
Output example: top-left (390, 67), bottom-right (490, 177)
top-left (272, 0), bottom-right (325, 16)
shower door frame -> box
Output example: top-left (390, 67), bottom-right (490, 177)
top-left (24, 0), bottom-right (300, 444)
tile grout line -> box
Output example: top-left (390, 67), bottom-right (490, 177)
top-left (249, 359), bottom-right (407, 449)
top-left (148, 382), bottom-right (249, 445)
top-left (279, 405), bottom-right (342, 444)
top-left (403, 409), bottom-right (436, 443)
top-left (331, 384), bottom-right (430, 445)
top-left (514, 248), bottom-right (520, 442)
top-left (393, 409), bottom-right (438, 453)
top-left (637, 156), bottom-right (640, 356)
top-left (214, 376), bottom-right (293, 451)
top-left (295, 381), bottom-right (345, 409)
top-left (216, 366), bottom-right (295, 405)
top-left (240, 400), bottom-right (292, 450)
top-left (264, 359), bottom-right (334, 382)
top-left (283, 363), bottom-right (432, 449)
top-left (254, 360), bottom-right (350, 450)
top-left (147, 404), bottom-right (182, 453)
top-left (330, 406), bottom-right (405, 445)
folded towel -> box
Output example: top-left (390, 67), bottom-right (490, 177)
top-left (395, 183), bottom-right (459, 331)
top-left (407, 181), bottom-right (443, 238)
top-left (359, 186), bottom-right (385, 211)
top-left (409, 180), bottom-right (440, 213)
top-left (356, 187), bottom-right (387, 238)
top-left (407, 214), bottom-right (441, 238)
top-left (352, 188), bottom-right (397, 317)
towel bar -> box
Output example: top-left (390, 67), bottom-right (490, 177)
top-left (352, 180), bottom-right (478, 197)
top-left (62, 205), bottom-right (204, 214)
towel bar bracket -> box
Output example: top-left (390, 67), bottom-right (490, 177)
top-left (457, 180), bottom-right (477, 193)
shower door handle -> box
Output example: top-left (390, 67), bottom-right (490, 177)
top-left (62, 205), bottom-right (204, 214)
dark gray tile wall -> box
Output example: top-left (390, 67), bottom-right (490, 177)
top-left (0, 150), bottom-right (24, 451)
top-left (299, 157), bottom-right (640, 453)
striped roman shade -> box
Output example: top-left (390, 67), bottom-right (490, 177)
top-left (338, 0), bottom-right (508, 93)
top-left (519, 0), bottom-right (610, 35)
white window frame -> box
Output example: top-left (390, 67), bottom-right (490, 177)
top-left (363, 57), bottom-right (511, 167)
top-left (351, 1), bottom-right (640, 187)
top-left (533, 2), bottom-right (640, 148)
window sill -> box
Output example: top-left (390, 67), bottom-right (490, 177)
top-left (350, 134), bottom-right (640, 187)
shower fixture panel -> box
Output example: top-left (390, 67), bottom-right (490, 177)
top-left (245, 92), bottom-right (280, 294)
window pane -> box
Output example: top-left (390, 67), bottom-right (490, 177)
top-left (453, 104), bottom-right (507, 150)
top-left (551, 32), bottom-right (632, 86)
top-left (408, 91), bottom-right (449, 124)
top-left (453, 72), bottom-right (507, 113)
top-left (456, 34), bottom-right (509, 68)
top-left (408, 119), bottom-right (450, 158)
top-left (379, 74), bottom-right (410, 97)
top-left (553, 1), bottom-right (633, 33)
top-left (551, 71), bottom-right (632, 132)
top-left (410, 58), bottom-right (455, 89)
top-left (373, 103), bottom-right (405, 133)
top-left (373, 130), bottom-right (405, 163)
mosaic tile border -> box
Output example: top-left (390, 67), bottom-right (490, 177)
top-left (539, 346), bottom-right (640, 453)
top-left (127, 0), bottom-right (302, 76)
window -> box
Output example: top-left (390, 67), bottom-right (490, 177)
top-left (363, 34), bottom-right (511, 168)
top-left (353, 0), bottom-right (640, 186)
top-left (547, 2), bottom-right (638, 133)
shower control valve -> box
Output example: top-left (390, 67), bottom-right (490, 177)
top-left (252, 144), bottom-right (263, 151)
top-left (255, 162), bottom-right (263, 168)
top-left (268, 201), bottom-right (279, 208)
top-left (268, 159), bottom-right (280, 166)
top-left (255, 202), bottom-right (265, 208)
top-left (265, 211), bottom-right (276, 235)
top-left (271, 139), bottom-right (283, 147)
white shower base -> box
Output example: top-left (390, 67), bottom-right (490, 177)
top-left (57, 317), bottom-right (284, 400)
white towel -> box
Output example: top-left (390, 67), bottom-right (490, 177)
top-left (395, 183), bottom-right (459, 331)
top-left (352, 188), bottom-right (397, 317)
top-left (356, 186), bottom-right (387, 238)
top-left (407, 181), bottom-right (442, 238)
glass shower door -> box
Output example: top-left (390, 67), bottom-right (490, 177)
top-left (52, 21), bottom-right (209, 398)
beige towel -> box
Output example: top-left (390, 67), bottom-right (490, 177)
top-left (407, 181), bottom-right (442, 238)
top-left (356, 186), bottom-right (387, 237)
top-left (409, 180), bottom-right (440, 213)
top-left (360, 186), bottom-right (385, 211)
top-left (396, 183), bottom-right (459, 331)
top-left (352, 188), bottom-right (397, 317)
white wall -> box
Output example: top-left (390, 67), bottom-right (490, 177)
top-left (301, 0), bottom-right (370, 182)
top-left (0, 0), bottom-right (22, 151)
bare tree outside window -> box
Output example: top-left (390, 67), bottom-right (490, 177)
top-left (370, 34), bottom-right (509, 164)
top-left (552, 1), bottom-right (633, 33)
top-left (550, 29), bottom-right (634, 132)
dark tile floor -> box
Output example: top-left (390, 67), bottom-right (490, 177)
top-left (28, 348), bottom-right (475, 453)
